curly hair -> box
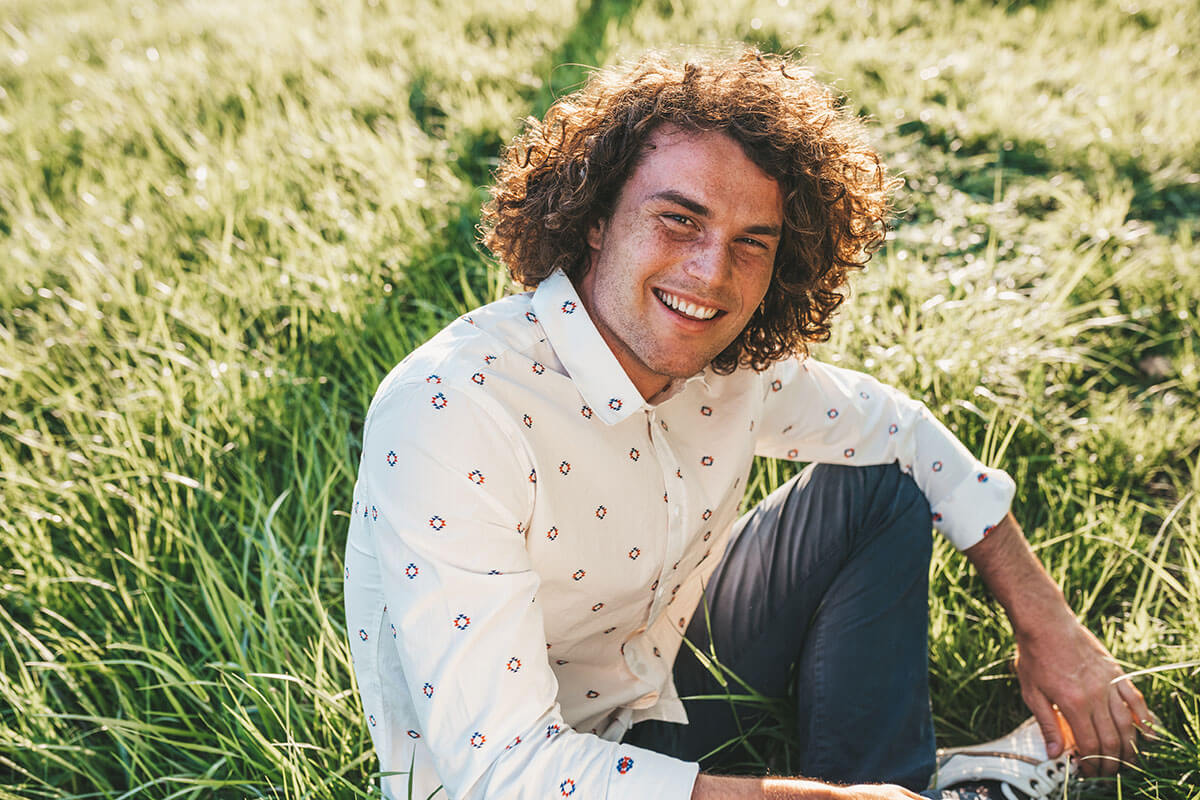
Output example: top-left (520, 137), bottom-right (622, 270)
top-left (481, 48), bottom-right (899, 373)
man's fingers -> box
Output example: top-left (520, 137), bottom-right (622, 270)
top-left (1088, 694), bottom-right (1130, 777)
top-left (1108, 686), bottom-right (1138, 766)
top-left (1060, 704), bottom-right (1102, 777)
top-left (1115, 677), bottom-right (1157, 738)
top-left (1090, 703), bottom-right (1125, 777)
top-left (1022, 686), bottom-right (1065, 758)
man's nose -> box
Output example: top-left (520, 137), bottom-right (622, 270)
top-left (683, 237), bottom-right (733, 285)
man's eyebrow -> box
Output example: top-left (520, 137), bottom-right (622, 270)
top-left (744, 222), bottom-right (782, 237)
top-left (650, 190), bottom-right (781, 237)
top-left (650, 190), bottom-right (711, 218)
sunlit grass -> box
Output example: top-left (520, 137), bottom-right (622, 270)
top-left (1, 0), bottom-right (1197, 797)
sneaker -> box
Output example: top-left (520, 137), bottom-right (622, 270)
top-left (929, 717), bottom-right (1074, 800)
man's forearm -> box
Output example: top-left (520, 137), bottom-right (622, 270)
top-left (690, 774), bottom-right (924, 800)
top-left (691, 774), bottom-right (829, 800)
top-left (961, 511), bottom-right (1076, 635)
top-left (960, 510), bottom-right (1153, 776)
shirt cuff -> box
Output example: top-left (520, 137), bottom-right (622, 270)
top-left (932, 466), bottom-right (1016, 550)
top-left (612, 744), bottom-right (699, 800)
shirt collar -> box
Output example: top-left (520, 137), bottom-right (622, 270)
top-left (531, 269), bottom-right (646, 425)
top-left (646, 369), bottom-right (709, 407)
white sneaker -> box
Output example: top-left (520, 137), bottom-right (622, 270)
top-left (929, 717), bottom-right (1074, 800)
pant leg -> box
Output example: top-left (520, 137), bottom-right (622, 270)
top-left (624, 461), bottom-right (937, 790)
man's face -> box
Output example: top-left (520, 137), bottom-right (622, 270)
top-left (578, 126), bottom-right (784, 400)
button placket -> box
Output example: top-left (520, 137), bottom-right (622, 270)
top-left (645, 409), bottom-right (688, 620)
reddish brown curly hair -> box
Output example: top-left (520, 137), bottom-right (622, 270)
top-left (482, 48), bottom-right (898, 373)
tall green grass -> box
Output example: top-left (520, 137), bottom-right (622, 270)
top-left (1, 0), bottom-right (1197, 796)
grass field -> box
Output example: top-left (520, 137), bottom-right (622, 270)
top-left (1, 0), bottom-right (1198, 797)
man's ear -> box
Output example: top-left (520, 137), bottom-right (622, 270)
top-left (586, 217), bottom-right (606, 252)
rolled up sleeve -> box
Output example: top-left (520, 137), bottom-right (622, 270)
top-left (755, 357), bottom-right (1015, 551)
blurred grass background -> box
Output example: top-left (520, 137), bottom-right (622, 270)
top-left (1, 0), bottom-right (1197, 796)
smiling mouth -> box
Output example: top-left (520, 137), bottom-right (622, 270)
top-left (654, 289), bottom-right (721, 321)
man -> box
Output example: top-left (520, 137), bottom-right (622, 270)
top-left (342, 49), bottom-right (1153, 800)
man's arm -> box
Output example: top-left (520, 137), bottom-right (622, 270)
top-left (689, 775), bottom-right (925, 800)
top-left (355, 381), bottom-right (700, 798)
top-left (963, 512), bottom-right (1155, 777)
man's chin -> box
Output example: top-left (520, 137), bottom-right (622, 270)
top-left (644, 352), bottom-right (720, 382)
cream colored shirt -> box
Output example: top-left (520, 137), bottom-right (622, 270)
top-left (343, 269), bottom-right (1015, 799)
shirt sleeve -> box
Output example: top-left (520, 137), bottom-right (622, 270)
top-left (755, 357), bottom-right (1015, 551)
top-left (358, 381), bottom-right (700, 799)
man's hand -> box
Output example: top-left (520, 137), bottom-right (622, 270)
top-left (1013, 610), bottom-right (1153, 776)
top-left (964, 512), bottom-right (1155, 777)
top-left (690, 774), bottom-right (925, 800)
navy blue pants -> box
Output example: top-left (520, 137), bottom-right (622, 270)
top-left (624, 462), bottom-right (937, 791)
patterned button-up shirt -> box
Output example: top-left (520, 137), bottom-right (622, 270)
top-left (343, 269), bottom-right (1015, 799)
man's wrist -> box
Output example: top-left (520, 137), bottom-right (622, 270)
top-left (1009, 589), bottom-right (1077, 641)
top-left (1003, 566), bottom-right (1077, 643)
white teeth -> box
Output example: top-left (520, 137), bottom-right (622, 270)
top-left (656, 290), bottom-right (718, 320)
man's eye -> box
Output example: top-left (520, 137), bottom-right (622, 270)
top-left (662, 214), bottom-right (691, 226)
top-left (739, 237), bottom-right (768, 249)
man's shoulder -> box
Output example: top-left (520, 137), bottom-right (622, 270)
top-left (366, 291), bottom-right (550, 415)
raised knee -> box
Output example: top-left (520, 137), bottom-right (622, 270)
top-left (826, 461), bottom-right (932, 554)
